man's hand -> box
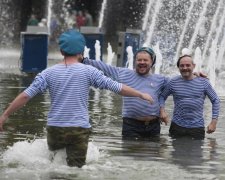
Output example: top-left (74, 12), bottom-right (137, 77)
top-left (140, 93), bottom-right (154, 104)
top-left (207, 119), bottom-right (217, 134)
top-left (159, 107), bottom-right (169, 125)
top-left (0, 114), bottom-right (8, 131)
top-left (193, 72), bottom-right (208, 78)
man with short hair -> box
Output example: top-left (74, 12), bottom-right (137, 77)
top-left (0, 29), bottom-right (154, 168)
top-left (159, 55), bottom-right (220, 139)
top-left (83, 47), bottom-right (169, 138)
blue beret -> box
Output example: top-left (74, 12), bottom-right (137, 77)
top-left (59, 29), bottom-right (86, 55)
top-left (134, 47), bottom-right (156, 66)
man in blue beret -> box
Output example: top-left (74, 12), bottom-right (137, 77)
top-left (83, 47), bottom-right (170, 139)
top-left (0, 29), bottom-right (154, 168)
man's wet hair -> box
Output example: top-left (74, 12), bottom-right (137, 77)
top-left (177, 55), bottom-right (192, 67)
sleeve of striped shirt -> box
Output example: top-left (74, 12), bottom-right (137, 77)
top-left (23, 73), bottom-right (48, 98)
top-left (204, 80), bottom-right (220, 119)
top-left (83, 58), bottom-right (120, 81)
top-left (90, 68), bottom-right (122, 94)
top-left (159, 80), bottom-right (172, 107)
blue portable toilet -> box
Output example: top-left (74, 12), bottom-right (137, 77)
top-left (80, 26), bottom-right (104, 60)
top-left (117, 29), bottom-right (142, 67)
top-left (20, 26), bottom-right (49, 73)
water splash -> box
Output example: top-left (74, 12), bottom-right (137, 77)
top-left (194, 47), bottom-right (202, 72)
top-left (217, 35), bottom-right (225, 71)
top-left (125, 46), bottom-right (134, 70)
top-left (84, 46), bottom-right (90, 59)
top-left (106, 43), bottom-right (115, 65)
top-left (98, 0), bottom-right (107, 28)
top-left (207, 5), bottom-right (225, 70)
top-left (47, 0), bottom-right (53, 29)
top-left (94, 40), bottom-right (101, 60)
top-left (153, 42), bottom-right (162, 74)
top-left (142, 0), bottom-right (153, 31)
top-left (145, 0), bottom-right (162, 46)
top-left (181, 48), bottom-right (192, 56)
top-left (202, 0), bottom-right (224, 61)
top-left (174, 0), bottom-right (196, 63)
top-left (207, 40), bottom-right (217, 87)
top-left (2, 139), bottom-right (100, 167)
top-left (188, 0), bottom-right (211, 50)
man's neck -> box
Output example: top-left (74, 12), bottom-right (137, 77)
top-left (60, 56), bottom-right (80, 64)
top-left (182, 74), bottom-right (196, 80)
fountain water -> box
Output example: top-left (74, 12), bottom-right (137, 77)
top-left (153, 42), bottom-right (163, 74)
top-left (1, 1), bottom-right (225, 179)
top-left (194, 47), bottom-right (202, 72)
top-left (84, 46), bottom-right (90, 59)
top-left (142, 0), bottom-right (153, 31)
top-left (98, 0), bottom-right (107, 28)
top-left (47, 0), bottom-right (53, 29)
top-left (94, 40), bottom-right (101, 60)
top-left (125, 46), bottom-right (134, 70)
top-left (201, 0), bottom-right (224, 61)
top-left (188, 0), bottom-right (211, 51)
top-left (106, 43), bottom-right (115, 65)
top-left (140, 0), bottom-right (225, 93)
top-left (174, 0), bottom-right (195, 63)
top-left (144, 0), bottom-right (163, 46)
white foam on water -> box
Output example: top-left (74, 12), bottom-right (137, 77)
top-left (0, 138), bottom-right (219, 179)
top-left (2, 139), bottom-right (101, 168)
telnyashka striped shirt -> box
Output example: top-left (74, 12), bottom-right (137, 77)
top-left (159, 76), bottom-right (220, 128)
top-left (83, 58), bottom-right (169, 118)
top-left (24, 63), bottom-right (122, 128)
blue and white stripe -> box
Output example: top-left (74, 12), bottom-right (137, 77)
top-left (159, 76), bottom-right (220, 128)
top-left (83, 58), bottom-right (169, 118)
top-left (24, 63), bottom-right (122, 128)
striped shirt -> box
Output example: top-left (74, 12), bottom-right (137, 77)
top-left (83, 58), bottom-right (169, 118)
top-left (24, 63), bottom-right (122, 128)
top-left (159, 76), bottom-right (220, 128)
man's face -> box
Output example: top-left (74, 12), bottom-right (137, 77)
top-left (135, 51), bottom-right (153, 75)
top-left (178, 56), bottom-right (195, 79)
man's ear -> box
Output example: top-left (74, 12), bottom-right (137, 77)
top-left (60, 50), bottom-right (65, 56)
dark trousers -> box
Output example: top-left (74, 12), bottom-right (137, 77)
top-left (122, 117), bottom-right (160, 139)
top-left (169, 122), bottom-right (205, 140)
top-left (47, 126), bottom-right (91, 168)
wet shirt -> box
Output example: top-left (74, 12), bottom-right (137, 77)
top-left (159, 76), bottom-right (220, 128)
top-left (24, 63), bottom-right (122, 128)
top-left (83, 58), bottom-right (169, 118)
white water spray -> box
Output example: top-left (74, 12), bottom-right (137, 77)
top-left (153, 42), bottom-right (162, 74)
top-left (95, 40), bottom-right (101, 60)
top-left (2, 139), bottom-right (100, 167)
top-left (174, 0), bottom-right (195, 63)
top-left (194, 47), bottom-right (202, 72)
top-left (98, 0), bottom-right (107, 28)
top-left (181, 48), bottom-right (192, 56)
top-left (202, 0), bottom-right (224, 60)
top-left (126, 46), bottom-right (134, 70)
top-left (84, 46), bottom-right (90, 59)
top-left (106, 43), bottom-right (115, 65)
top-left (208, 6), bottom-right (225, 70)
top-left (47, 0), bottom-right (53, 29)
top-left (207, 40), bottom-right (217, 87)
top-left (188, 0), bottom-right (211, 50)
top-left (145, 0), bottom-right (162, 46)
top-left (142, 0), bottom-right (153, 31)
